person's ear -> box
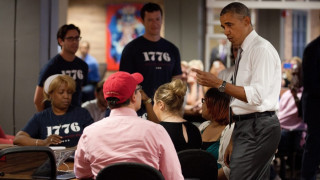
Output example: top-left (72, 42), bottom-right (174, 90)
top-left (244, 16), bottom-right (251, 26)
top-left (157, 100), bottom-right (165, 111)
top-left (130, 93), bottom-right (137, 104)
top-left (57, 38), bottom-right (63, 47)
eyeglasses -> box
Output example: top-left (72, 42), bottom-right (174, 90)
top-left (201, 98), bottom-right (206, 103)
top-left (135, 85), bottom-right (142, 92)
top-left (64, 36), bottom-right (82, 42)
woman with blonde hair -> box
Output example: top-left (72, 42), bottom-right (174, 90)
top-left (14, 74), bottom-right (93, 147)
top-left (153, 79), bottom-right (202, 152)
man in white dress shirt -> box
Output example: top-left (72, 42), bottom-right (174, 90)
top-left (193, 2), bottom-right (281, 179)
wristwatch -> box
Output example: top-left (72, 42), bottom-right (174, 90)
top-left (218, 81), bottom-right (227, 92)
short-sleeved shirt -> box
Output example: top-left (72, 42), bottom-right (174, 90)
top-left (160, 121), bottom-right (202, 152)
top-left (22, 106), bottom-right (93, 147)
top-left (38, 54), bottom-right (88, 107)
top-left (119, 36), bottom-right (182, 98)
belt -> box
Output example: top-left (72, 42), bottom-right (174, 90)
top-left (232, 111), bottom-right (275, 122)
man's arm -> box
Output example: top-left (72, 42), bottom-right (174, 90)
top-left (34, 86), bottom-right (44, 112)
top-left (74, 135), bottom-right (94, 179)
top-left (192, 68), bottom-right (247, 103)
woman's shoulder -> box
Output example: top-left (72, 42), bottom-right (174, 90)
top-left (198, 121), bottom-right (211, 131)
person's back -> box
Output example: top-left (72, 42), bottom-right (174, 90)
top-left (76, 109), bottom-right (179, 177)
top-left (154, 79), bottom-right (202, 153)
top-left (74, 71), bottom-right (183, 180)
top-left (160, 121), bottom-right (202, 152)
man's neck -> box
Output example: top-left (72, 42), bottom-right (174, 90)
top-left (143, 34), bottom-right (161, 42)
top-left (60, 51), bottom-right (75, 62)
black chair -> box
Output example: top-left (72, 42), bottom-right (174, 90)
top-left (0, 146), bottom-right (57, 179)
top-left (178, 149), bottom-right (218, 180)
top-left (96, 162), bottom-right (164, 180)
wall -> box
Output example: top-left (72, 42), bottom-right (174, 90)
top-left (256, 9), bottom-right (281, 57)
top-left (0, 0), bottom-right (67, 135)
top-left (0, 0), bottom-right (41, 134)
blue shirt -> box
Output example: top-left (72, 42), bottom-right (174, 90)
top-left (82, 54), bottom-right (100, 83)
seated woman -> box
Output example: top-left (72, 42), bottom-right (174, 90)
top-left (153, 79), bottom-right (202, 152)
top-left (199, 88), bottom-right (233, 180)
top-left (14, 74), bottom-right (93, 147)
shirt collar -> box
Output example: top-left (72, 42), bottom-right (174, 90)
top-left (109, 107), bottom-right (138, 117)
top-left (241, 30), bottom-right (258, 52)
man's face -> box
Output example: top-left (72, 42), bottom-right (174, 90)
top-left (142, 11), bottom-right (162, 37)
top-left (59, 29), bottom-right (80, 55)
top-left (220, 12), bottom-right (248, 47)
top-left (79, 43), bottom-right (89, 57)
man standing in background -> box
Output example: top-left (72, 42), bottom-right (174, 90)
top-left (79, 41), bottom-right (100, 102)
top-left (119, 2), bottom-right (182, 117)
top-left (34, 24), bottom-right (88, 111)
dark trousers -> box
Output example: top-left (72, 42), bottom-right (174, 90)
top-left (230, 114), bottom-right (281, 180)
top-left (301, 125), bottom-right (320, 180)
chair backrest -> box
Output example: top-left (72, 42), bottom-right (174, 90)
top-left (0, 146), bottom-right (57, 179)
top-left (96, 162), bottom-right (165, 180)
top-left (178, 149), bottom-right (218, 180)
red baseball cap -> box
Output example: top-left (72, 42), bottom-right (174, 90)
top-left (103, 71), bottom-right (143, 104)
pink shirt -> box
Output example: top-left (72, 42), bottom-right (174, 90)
top-left (278, 88), bottom-right (306, 131)
top-left (74, 107), bottom-right (184, 180)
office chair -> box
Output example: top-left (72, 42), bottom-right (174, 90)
top-left (178, 149), bottom-right (218, 180)
top-left (0, 146), bottom-right (57, 179)
top-left (96, 162), bottom-right (165, 180)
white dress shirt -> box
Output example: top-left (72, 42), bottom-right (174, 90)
top-left (231, 30), bottom-right (282, 115)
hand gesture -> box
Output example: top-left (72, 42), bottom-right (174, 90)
top-left (44, 134), bottom-right (63, 146)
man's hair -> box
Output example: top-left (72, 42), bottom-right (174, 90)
top-left (106, 98), bottom-right (130, 109)
top-left (140, 2), bottom-right (163, 20)
top-left (106, 89), bottom-right (139, 109)
top-left (57, 24), bottom-right (81, 46)
top-left (220, 2), bottom-right (251, 20)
